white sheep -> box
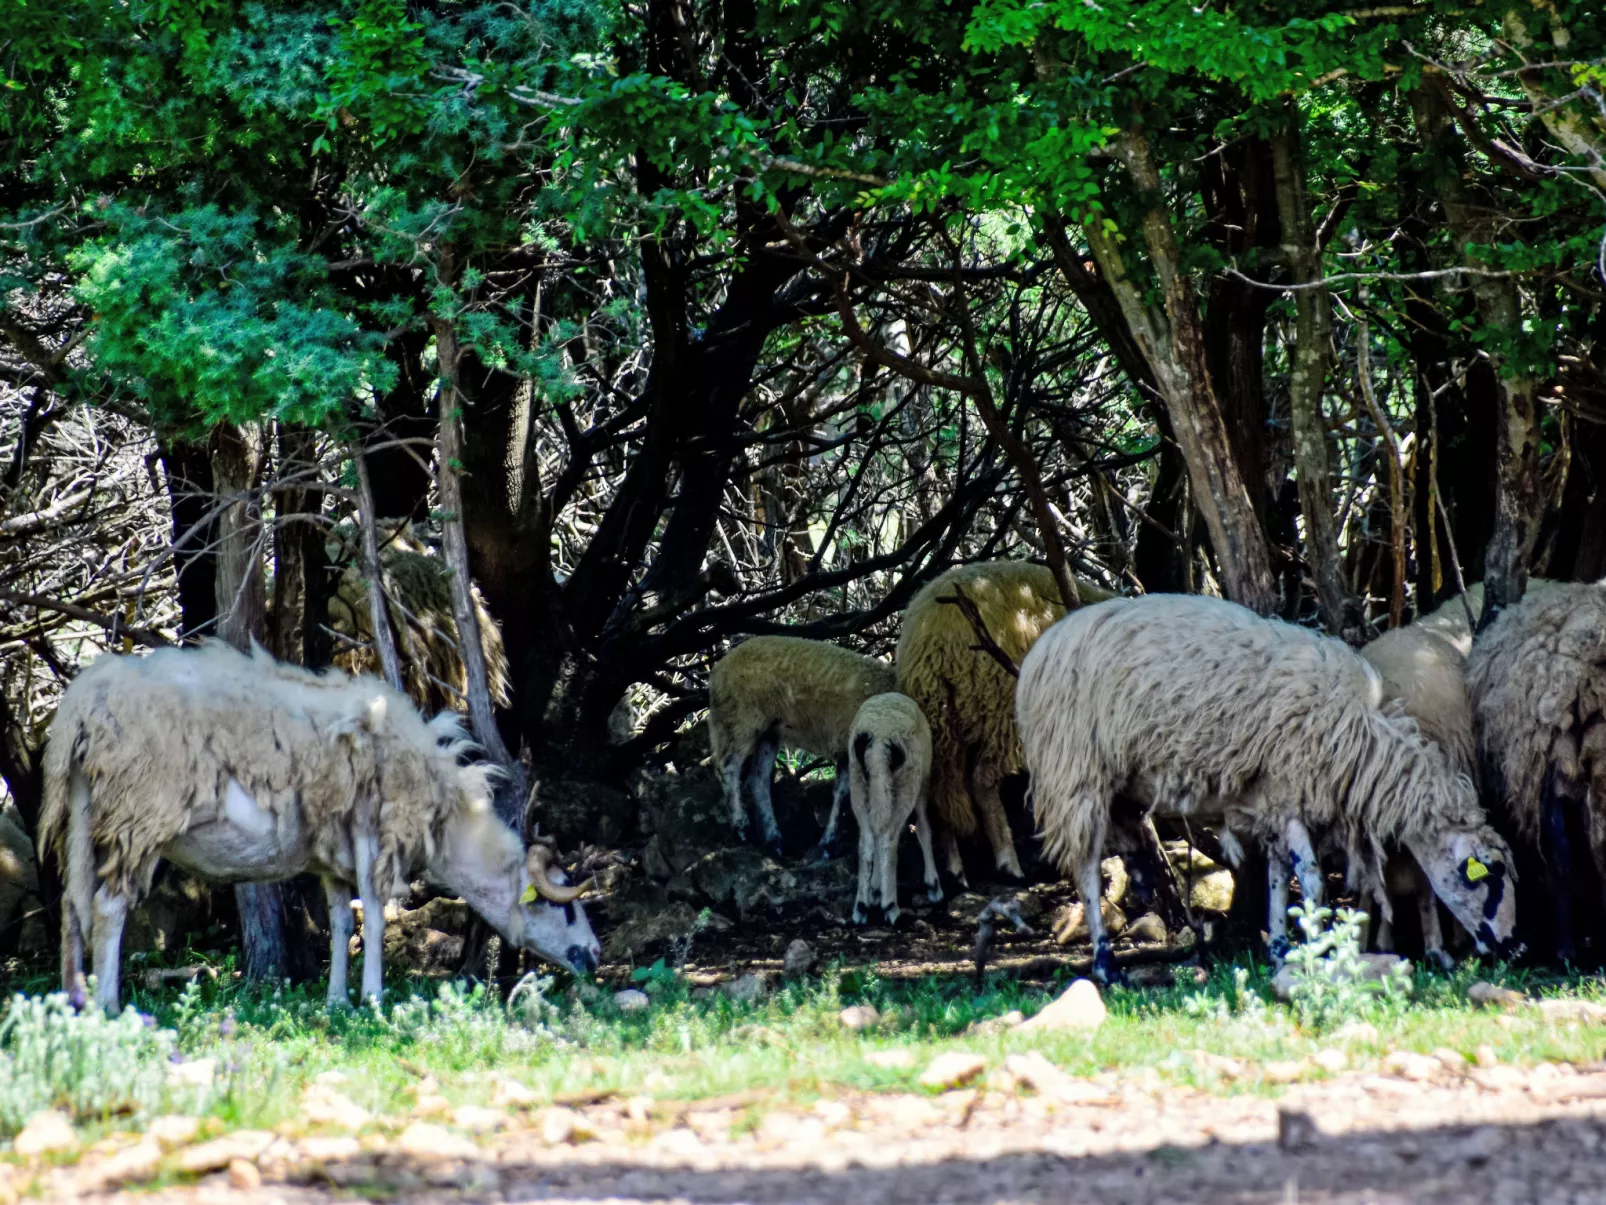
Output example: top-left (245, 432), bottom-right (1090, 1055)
top-left (707, 635), bottom-right (895, 857)
top-left (895, 561), bottom-right (1114, 882)
top-left (40, 641), bottom-right (601, 1011)
top-left (1017, 594), bottom-right (1518, 984)
top-left (847, 692), bottom-right (940, 924)
top-left (1466, 580), bottom-right (1606, 961)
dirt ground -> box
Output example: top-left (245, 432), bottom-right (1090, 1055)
top-left (50, 1057), bottom-right (1606, 1205)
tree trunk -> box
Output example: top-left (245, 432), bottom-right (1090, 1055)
top-left (1080, 123), bottom-right (1277, 614)
top-left (158, 438), bottom-right (219, 639)
top-left (1411, 81), bottom-right (1546, 628)
top-left (210, 422), bottom-right (292, 984)
top-left (1270, 113), bottom-right (1365, 641)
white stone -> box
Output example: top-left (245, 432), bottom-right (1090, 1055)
top-left (1020, 978), bottom-right (1106, 1032)
top-left (301, 1085), bottom-right (371, 1131)
top-left (452, 1106), bottom-right (508, 1134)
top-left (783, 939), bottom-right (816, 979)
top-left (394, 1122), bottom-right (479, 1162)
top-left (146, 1114), bottom-right (201, 1150)
top-left (176, 1131), bottom-right (275, 1174)
top-left (863, 1048), bottom-right (914, 1070)
top-left (490, 1076), bottom-right (540, 1108)
top-left (839, 1004), bottom-right (881, 1032)
top-left (614, 989), bottom-right (651, 1013)
top-left (12, 1110), bottom-right (77, 1157)
top-left (918, 1052), bottom-right (987, 1090)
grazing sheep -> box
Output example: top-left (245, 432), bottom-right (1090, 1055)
top-left (1018, 594), bottom-right (1518, 984)
top-left (1416, 578), bottom-right (1565, 658)
top-left (1355, 623), bottom-right (1479, 968)
top-left (895, 562), bottom-right (1114, 882)
top-left (327, 523), bottom-right (511, 714)
top-left (847, 692), bottom-right (939, 924)
top-left (1466, 580), bottom-right (1606, 960)
top-left (40, 641), bottom-right (600, 1012)
top-left (707, 636), bottom-right (895, 856)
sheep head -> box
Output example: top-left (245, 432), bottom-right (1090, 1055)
top-left (1404, 824), bottom-right (1519, 958)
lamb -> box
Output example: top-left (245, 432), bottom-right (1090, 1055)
top-left (895, 561), bottom-right (1114, 882)
top-left (40, 641), bottom-right (601, 1012)
top-left (1017, 594), bottom-right (1518, 984)
top-left (847, 692), bottom-right (940, 924)
top-left (1465, 580), bottom-right (1606, 961)
top-left (707, 635), bottom-right (895, 857)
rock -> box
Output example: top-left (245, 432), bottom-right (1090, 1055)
top-left (13, 1110), bottom-right (77, 1157)
top-left (1433, 1047), bottom-right (1470, 1072)
top-left (864, 1049), bottom-right (915, 1070)
top-left (121, 870), bottom-right (213, 958)
top-left (297, 1136), bottom-right (362, 1162)
top-left (614, 989), bottom-right (651, 1013)
top-left (86, 1139), bottom-right (162, 1189)
top-left (1002, 1052), bottom-right (1109, 1103)
top-left (1125, 962), bottom-right (1192, 989)
top-left (453, 1106), bottom-right (508, 1134)
top-left (540, 1108), bottom-right (595, 1145)
top-left (1100, 856), bottom-right (1129, 905)
top-left (722, 972), bottom-right (771, 1003)
top-left (413, 1094), bottom-right (453, 1118)
top-left (1537, 998), bottom-right (1606, 1023)
top-left (967, 1009), bottom-right (1024, 1036)
top-left (1382, 1050), bottom-right (1443, 1081)
top-left (1020, 978), bottom-right (1106, 1033)
top-left (1333, 1020), bottom-right (1380, 1044)
top-left (147, 1115), bottom-right (201, 1150)
top-left (1475, 1044), bottom-right (1499, 1069)
top-left (839, 1004), bottom-right (881, 1032)
top-left (1270, 953), bottom-right (1409, 1002)
top-left (1311, 1049), bottom-right (1347, 1074)
top-left (301, 1084), bottom-right (371, 1130)
top-left (1262, 1060), bottom-right (1307, 1084)
top-left (1051, 900), bottom-right (1127, 945)
top-left (918, 1053), bottom-right (988, 1090)
top-left (227, 1158), bottom-right (262, 1190)
top-left (1277, 1107), bottom-right (1319, 1152)
top-left (383, 897), bottom-right (470, 977)
top-left (1124, 912), bottom-right (1168, 945)
top-left (783, 938), bottom-right (815, 979)
top-left (176, 1132), bottom-right (275, 1174)
top-left (532, 774), bottom-right (635, 848)
top-left (1189, 870), bottom-right (1235, 914)
top-left (394, 1122), bottom-right (479, 1163)
top-left (1467, 981), bottom-right (1526, 1010)
top-left (600, 901), bottom-right (705, 963)
top-left (1190, 1050), bottom-right (1245, 1080)
top-left (166, 1057), bottom-right (216, 1091)
top-left (490, 1076), bottom-right (540, 1109)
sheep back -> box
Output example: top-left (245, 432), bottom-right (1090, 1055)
top-left (850, 692), bottom-right (933, 783)
top-left (1018, 594), bottom-right (1484, 875)
top-left (40, 641), bottom-right (480, 901)
top-left (707, 636), bottom-right (894, 766)
top-left (1360, 624), bottom-right (1476, 778)
top-left (1466, 581), bottom-right (1606, 838)
top-left (895, 561), bottom-right (1112, 836)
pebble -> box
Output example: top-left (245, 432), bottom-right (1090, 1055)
top-left (297, 1136), bottom-right (362, 1161)
top-left (490, 1076), bottom-right (540, 1108)
top-left (13, 1111), bottom-right (78, 1157)
top-left (83, 1139), bottom-right (161, 1189)
top-left (722, 972), bottom-right (770, 1003)
top-left (300, 1085), bottom-right (371, 1131)
top-left (1020, 978), bottom-right (1106, 1033)
top-left (1311, 1049), bottom-right (1348, 1074)
top-left (1536, 998), bottom-right (1606, 1023)
top-left (540, 1108), bottom-right (592, 1145)
top-left (453, 1106), bottom-right (508, 1134)
top-left (1467, 981), bottom-right (1526, 1010)
top-left (1189, 1050), bottom-right (1245, 1080)
top-left (147, 1115), bottom-right (201, 1150)
top-left (1381, 1051), bottom-right (1443, 1082)
top-left (864, 1049), bottom-right (915, 1070)
top-left (967, 1009), bottom-right (1024, 1036)
top-left (614, 989), bottom-right (651, 1013)
top-left (414, 1093), bottom-right (453, 1118)
top-left (839, 1004), bottom-right (881, 1032)
top-left (394, 1122), bottom-right (480, 1162)
top-left (1262, 1060), bottom-right (1307, 1084)
top-left (176, 1131), bottom-right (276, 1174)
top-left (783, 938), bottom-right (816, 979)
top-left (918, 1052), bottom-right (988, 1091)
top-left (1433, 1047), bottom-right (1470, 1072)
top-left (227, 1158), bottom-right (262, 1190)
top-left (1003, 1052), bottom-right (1109, 1103)
top-left (1475, 1044), bottom-right (1500, 1069)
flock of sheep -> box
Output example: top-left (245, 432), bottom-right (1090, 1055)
top-left (34, 560), bottom-right (1606, 1006)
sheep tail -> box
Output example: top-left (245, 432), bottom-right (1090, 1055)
top-left (42, 722), bottom-right (94, 1002)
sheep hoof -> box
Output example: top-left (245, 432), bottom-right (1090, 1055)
top-left (926, 882), bottom-right (944, 903)
top-left (884, 906), bottom-right (902, 926)
top-left (1429, 951), bottom-right (1455, 973)
top-left (806, 842), bottom-right (834, 864)
top-left (851, 904), bottom-right (869, 925)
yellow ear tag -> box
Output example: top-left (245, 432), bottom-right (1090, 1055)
top-left (1465, 857), bottom-right (1489, 882)
top-left (520, 885), bottom-right (538, 904)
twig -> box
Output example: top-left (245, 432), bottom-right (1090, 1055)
top-left (937, 584), bottom-right (1019, 678)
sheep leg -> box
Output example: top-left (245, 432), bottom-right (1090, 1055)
top-left (1412, 858), bottom-right (1452, 971)
top-left (972, 762), bottom-right (1024, 880)
top-left (811, 757), bottom-right (850, 861)
top-left (878, 826), bottom-right (901, 926)
top-left (91, 885), bottom-right (129, 1015)
top-left (1372, 891), bottom-right (1396, 953)
top-left (744, 734), bottom-right (784, 857)
top-left (937, 823), bottom-right (968, 888)
top-left (1077, 853), bottom-right (1119, 986)
top-left (325, 879), bottom-right (354, 1007)
top-left (1265, 846), bottom-right (1292, 966)
top-left (61, 766), bottom-right (96, 1009)
top-left (1285, 819), bottom-right (1322, 912)
top-left (1541, 771), bottom-right (1579, 964)
top-left (914, 798), bottom-right (943, 903)
top-left (852, 823), bottom-right (875, 925)
top-left (354, 831), bottom-right (387, 1003)
top-left (722, 739), bottom-right (752, 841)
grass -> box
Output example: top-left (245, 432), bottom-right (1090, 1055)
top-left (3, 941), bottom-right (1606, 1158)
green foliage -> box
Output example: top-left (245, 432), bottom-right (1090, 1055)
top-left (1283, 905), bottom-right (1407, 1033)
top-left (0, 992), bottom-right (194, 1133)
